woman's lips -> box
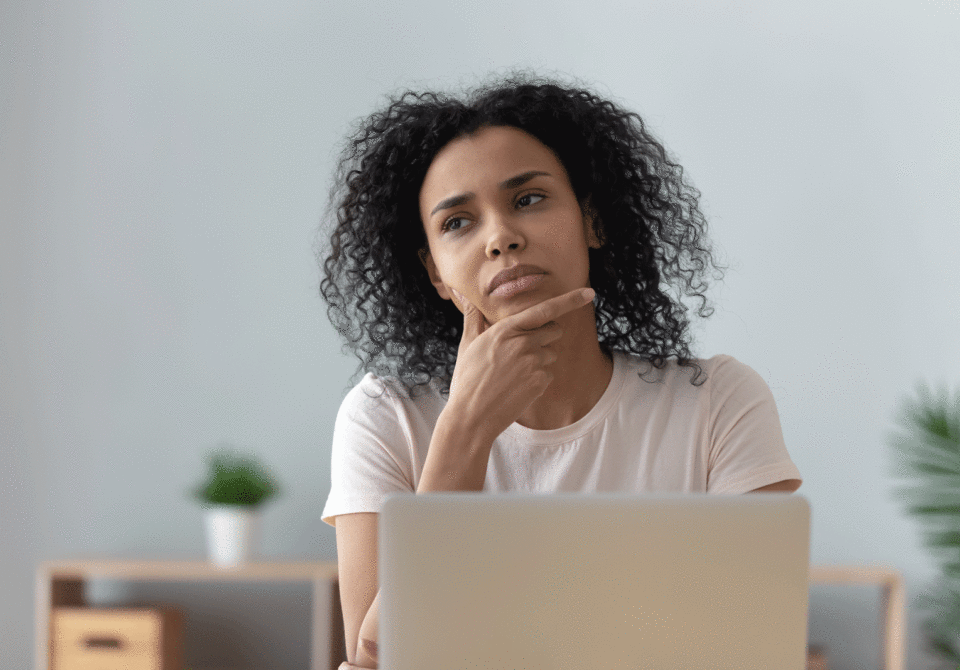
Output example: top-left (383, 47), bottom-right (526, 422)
top-left (489, 273), bottom-right (545, 298)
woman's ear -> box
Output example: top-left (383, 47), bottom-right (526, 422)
top-left (581, 196), bottom-right (605, 249)
top-left (418, 247), bottom-right (453, 301)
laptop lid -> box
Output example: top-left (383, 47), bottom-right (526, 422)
top-left (380, 492), bottom-right (811, 670)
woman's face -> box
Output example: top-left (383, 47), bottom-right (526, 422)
top-left (418, 125), bottom-right (602, 323)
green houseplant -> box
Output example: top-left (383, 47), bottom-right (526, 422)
top-left (888, 381), bottom-right (960, 667)
top-left (191, 447), bottom-right (281, 567)
top-left (192, 449), bottom-right (281, 508)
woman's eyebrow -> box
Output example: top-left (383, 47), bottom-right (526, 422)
top-left (430, 170), bottom-right (552, 217)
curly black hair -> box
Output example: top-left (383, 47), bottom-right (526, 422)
top-left (317, 71), bottom-right (727, 400)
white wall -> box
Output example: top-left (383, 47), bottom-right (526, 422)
top-left (2, 0), bottom-right (958, 668)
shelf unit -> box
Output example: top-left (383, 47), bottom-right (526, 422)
top-left (35, 560), bottom-right (343, 670)
top-left (809, 565), bottom-right (906, 670)
top-left (37, 560), bottom-right (905, 670)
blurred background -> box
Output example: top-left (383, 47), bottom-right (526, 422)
top-left (2, 0), bottom-right (958, 668)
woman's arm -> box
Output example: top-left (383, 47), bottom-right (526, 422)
top-left (341, 287), bottom-right (587, 665)
top-left (346, 410), bottom-right (497, 668)
top-left (335, 512), bottom-right (379, 667)
top-left (355, 590), bottom-right (380, 666)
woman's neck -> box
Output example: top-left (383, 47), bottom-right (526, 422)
top-left (514, 309), bottom-right (613, 431)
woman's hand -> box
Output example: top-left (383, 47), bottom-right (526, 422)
top-left (446, 286), bottom-right (595, 442)
top-left (339, 663), bottom-right (375, 670)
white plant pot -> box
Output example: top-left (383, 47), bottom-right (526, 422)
top-left (204, 506), bottom-right (261, 567)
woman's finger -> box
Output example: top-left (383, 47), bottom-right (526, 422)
top-left (451, 287), bottom-right (490, 350)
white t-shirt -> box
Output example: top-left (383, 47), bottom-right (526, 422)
top-left (321, 351), bottom-right (802, 526)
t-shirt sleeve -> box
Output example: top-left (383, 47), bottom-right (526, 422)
top-left (705, 356), bottom-right (803, 494)
top-left (321, 376), bottom-right (417, 527)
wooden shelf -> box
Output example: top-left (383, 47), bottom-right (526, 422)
top-left (809, 565), bottom-right (906, 670)
top-left (36, 560), bottom-right (906, 670)
top-left (38, 559), bottom-right (338, 582)
top-left (35, 559), bottom-right (344, 670)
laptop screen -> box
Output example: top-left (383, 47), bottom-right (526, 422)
top-left (380, 493), bottom-right (811, 670)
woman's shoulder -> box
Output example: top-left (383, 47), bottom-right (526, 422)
top-left (338, 370), bottom-right (447, 418)
top-left (698, 354), bottom-right (771, 389)
top-left (615, 351), bottom-right (763, 389)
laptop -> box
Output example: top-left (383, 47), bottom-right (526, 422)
top-left (379, 492), bottom-right (811, 670)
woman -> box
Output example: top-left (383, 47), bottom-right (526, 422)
top-left (317, 72), bottom-right (802, 669)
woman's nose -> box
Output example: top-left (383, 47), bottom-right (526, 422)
top-left (485, 215), bottom-right (524, 256)
top-left (491, 241), bottom-right (520, 256)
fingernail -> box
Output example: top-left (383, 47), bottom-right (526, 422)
top-left (582, 288), bottom-right (595, 301)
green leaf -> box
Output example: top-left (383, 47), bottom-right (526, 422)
top-left (909, 504), bottom-right (960, 517)
top-left (924, 530), bottom-right (960, 548)
top-left (887, 381), bottom-right (960, 665)
top-left (190, 445), bottom-right (281, 507)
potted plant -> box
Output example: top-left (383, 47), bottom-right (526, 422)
top-left (888, 381), bottom-right (960, 668)
top-left (191, 446), bottom-right (281, 567)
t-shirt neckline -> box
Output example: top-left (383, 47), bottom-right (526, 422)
top-left (501, 350), bottom-right (628, 446)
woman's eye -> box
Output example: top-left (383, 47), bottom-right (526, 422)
top-left (443, 216), bottom-right (467, 232)
top-left (442, 196), bottom-right (542, 232)
top-left (517, 193), bottom-right (545, 208)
